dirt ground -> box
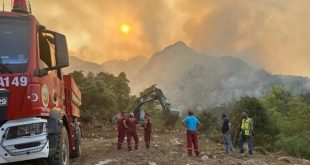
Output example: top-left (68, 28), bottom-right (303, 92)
top-left (71, 129), bottom-right (309, 165)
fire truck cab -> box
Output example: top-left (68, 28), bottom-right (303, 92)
top-left (0, 0), bottom-right (81, 164)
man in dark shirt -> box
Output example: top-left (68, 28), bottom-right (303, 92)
top-left (222, 114), bottom-right (233, 154)
top-left (124, 113), bottom-right (139, 151)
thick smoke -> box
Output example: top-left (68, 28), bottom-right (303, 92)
top-left (132, 42), bottom-right (310, 110)
top-left (175, 0), bottom-right (310, 77)
top-left (27, 0), bottom-right (310, 77)
top-left (30, 0), bottom-right (178, 63)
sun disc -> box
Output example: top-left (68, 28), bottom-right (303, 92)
top-left (120, 24), bottom-right (131, 34)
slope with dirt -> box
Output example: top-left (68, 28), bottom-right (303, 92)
top-left (71, 129), bottom-right (309, 165)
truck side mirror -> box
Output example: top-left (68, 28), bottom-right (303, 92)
top-left (34, 68), bottom-right (48, 77)
top-left (45, 30), bottom-right (69, 69)
top-left (54, 32), bottom-right (69, 68)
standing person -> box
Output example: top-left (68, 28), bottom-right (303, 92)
top-left (221, 114), bottom-right (233, 154)
top-left (182, 111), bottom-right (201, 157)
top-left (116, 112), bottom-right (126, 150)
top-left (238, 111), bottom-right (254, 155)
top-left (144, 113), bottom-right (152, 148)
top-left (124, 113), bottom-right (139, 151)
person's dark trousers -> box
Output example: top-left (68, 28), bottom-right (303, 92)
top-left (127, 131), bottom-right (139, 151)
top-left (186, 130), bottom-right (200, 156)
top-left (223, 133), bottom-right (233, 154)
top-left (117, 129), bottom-right (126, 150)
top-left (238, 134), bottom-right (254, 155)
top-left (144, 129), bottom-right (151, 148)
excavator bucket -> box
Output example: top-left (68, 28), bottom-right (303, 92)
top-left (165, 110), bottom-right (179, 130)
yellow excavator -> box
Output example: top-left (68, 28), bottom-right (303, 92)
top-left (132, 87), bottom-right (179, 130)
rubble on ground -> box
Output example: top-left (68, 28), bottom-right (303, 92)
top-left (71, 130), bottom-right (309, 165)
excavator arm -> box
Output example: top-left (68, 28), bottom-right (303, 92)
top-left (132, 87), bottom-right (179, 129)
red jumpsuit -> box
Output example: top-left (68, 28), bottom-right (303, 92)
top-left (144, 117), bottom-right (152, 148)
top-left (186, 131), bottom-right (199, 156)
top-left (117, 114), bottom-right (126, 150)
top-left (126, 117), bottom-right (139, 151)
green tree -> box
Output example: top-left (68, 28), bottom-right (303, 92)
top-left (301, 92), bottom-right (310, 104)
top-left (113, 72), bottom-right (130, 112)
top-left (261, 87), bottom-right (310, 157)
top-left (70, 71), bottom-right (86, 86)
top-left (70, 71), bottom-right (131, 125)
top-left (196, 111), bottom-right (218, 134)
top-left (230, 97), bottom-right (278, 150)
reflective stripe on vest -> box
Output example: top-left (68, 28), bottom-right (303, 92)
top-left (241, 118), bottom-right (252, 136)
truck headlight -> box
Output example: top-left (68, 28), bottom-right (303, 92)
top-left (5, 123), bottom-right (47, 140)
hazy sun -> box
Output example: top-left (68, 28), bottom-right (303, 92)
top-left (120, 23), bottom-right (131, 34)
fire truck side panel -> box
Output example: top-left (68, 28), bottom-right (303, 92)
top-left (64, 75), bottom-right (81, 118)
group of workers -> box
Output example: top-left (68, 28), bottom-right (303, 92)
top-left (182, 110), bottom-right (254, 157)
top-left (222, 111), bottom-right (254, 155)
top-left (116, 110), bottom-right (254, 157)
top-left (116, 112), bottom-right (152, 151)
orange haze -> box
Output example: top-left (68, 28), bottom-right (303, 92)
top-left (25, 0), bottom-right (310, 77)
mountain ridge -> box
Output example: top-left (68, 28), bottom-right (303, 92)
top-left (66, 41), bottom-right (310, 109)
top-left (64, 55), bottom-right (148, 79)
top-left (131, 41), bottom-right (310, 109)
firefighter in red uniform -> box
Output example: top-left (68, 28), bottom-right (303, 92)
top-left (117, 112), bottom-right (126, 150)
top-left (125, 113), bottom-right (139, 151)
top-left (144, 113), bottom-right (152, 148)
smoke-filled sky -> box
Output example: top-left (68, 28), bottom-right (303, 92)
top-left (21, 0), bottom-right (310, 76)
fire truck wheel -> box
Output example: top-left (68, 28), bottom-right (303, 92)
top-left (47, 127), bottom-right (70, 165)
top-left (70, 126), bottom-right (82, 158)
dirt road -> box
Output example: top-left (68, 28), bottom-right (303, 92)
top-left (71, 129), bottom-right (307, 165)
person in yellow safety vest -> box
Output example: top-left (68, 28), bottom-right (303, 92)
top-left (238, 111), bottom-right (254, 155)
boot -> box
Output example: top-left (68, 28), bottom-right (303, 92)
top-left (195, 151), bottom-right (200, 157)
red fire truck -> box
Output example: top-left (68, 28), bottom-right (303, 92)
top-left (0, 0), bottom-right (82, 164)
